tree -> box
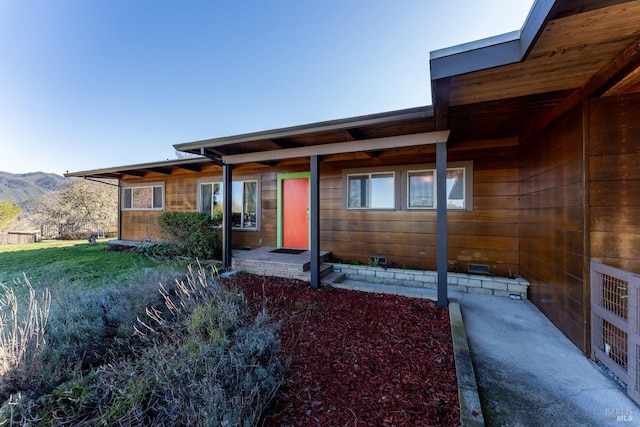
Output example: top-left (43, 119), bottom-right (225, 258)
top-left (0, 201), bottom-right (21, 231)
top-left (31, 179), bottom-right (118, 238)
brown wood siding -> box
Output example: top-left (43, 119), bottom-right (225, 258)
top-left (118, 138), bottom-right (522, 276)
top-left (119, 165), bottom-right (221, 241)
top-left (519, 107), bottom-right (587, 352)
top-left (588, 93), bottom-right (640, 273)
top-left (319, 139), bottom-right (520, 275)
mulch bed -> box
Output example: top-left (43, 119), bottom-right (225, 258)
top-left (223, 274), bottom-right (460, 426)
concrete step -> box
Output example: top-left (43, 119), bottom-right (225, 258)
top-left (321, 270), bottom-right (346, 285)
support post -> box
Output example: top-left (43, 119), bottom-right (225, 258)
top-left (310, 155), bottom-right (321, 289)
top-left (436, 141), bottom-right (448, 307)
top-left (222, 163), bottom-right (233, 270)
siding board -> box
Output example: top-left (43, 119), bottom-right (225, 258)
top-left (519, 106), bottom-right (586, 352)
top-left (589, 94), bottom-right (640, 276)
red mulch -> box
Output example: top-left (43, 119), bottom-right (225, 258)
top-left (223, 274), bottom-right (460, 427)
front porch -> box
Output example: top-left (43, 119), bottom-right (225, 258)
top-left (231, 246), bottom-right (345, 285)
top-left (230, 246), bottom-right (530, 299)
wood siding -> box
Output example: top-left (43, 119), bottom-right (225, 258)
top-left (519, 107), bottom-right (587, 352)
top-left (316, 141), bottom-right (520, 274)
top-left (119, 165), bottom-right (220, 242)
top-left (119, 140), bottom-right (521, 276)
top-left (588, 93), bottom-right (640, 274)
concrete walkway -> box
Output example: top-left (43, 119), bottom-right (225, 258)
top-left (335, 280), bottom-right (638, 426)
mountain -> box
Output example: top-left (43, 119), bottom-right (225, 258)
top-left (0, 171), bottom-right (68, 207)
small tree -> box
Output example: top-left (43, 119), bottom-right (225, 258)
top-left (31, 180), bottom-right (117, 239)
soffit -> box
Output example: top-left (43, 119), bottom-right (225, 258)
top-left (448, 0), bottom-right (640, 106)
top-left (63, 158), bottom-right (216, 180)
top-left (176, 106), bottom-right (436, 160)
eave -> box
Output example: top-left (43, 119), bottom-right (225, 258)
top-left (430, 0), bottom-right (640, 142)
top-left (64, 157), bottom-right (212, 180)
top-left (174, 106), bottom-right (436, 163)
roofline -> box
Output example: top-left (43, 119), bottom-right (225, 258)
top-left (174, 105), bottom-right (434, 151)
top-left (429, 0), bottom-right (555, 80)
top-left (64, 156), bottom-right (209, 178)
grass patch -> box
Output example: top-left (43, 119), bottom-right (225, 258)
top-left (0, 240), bottom-right (166, 291)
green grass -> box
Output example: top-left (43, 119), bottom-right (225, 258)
top-left (0, 239), bottom-right (171, 291)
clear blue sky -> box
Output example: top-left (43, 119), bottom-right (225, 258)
top-left (0, 0), bottom-right (534, 174)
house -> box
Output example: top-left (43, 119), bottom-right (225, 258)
top-left (66, 0), bottom-right (640, 363)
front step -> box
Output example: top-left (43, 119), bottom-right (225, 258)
top-left (321, 270), bottom-right (346, 285)
top-left (300, 262), bottom-right (334, 281)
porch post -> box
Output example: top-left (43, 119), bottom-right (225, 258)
top-left (436, 141), bottom-right (448, 307)
top-left (222, 163), bottom-right (233, 270)
top-left (310, 155), bottom-right (321, 289)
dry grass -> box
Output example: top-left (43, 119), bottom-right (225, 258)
top-left (0, 276), bottom-right (51, 396)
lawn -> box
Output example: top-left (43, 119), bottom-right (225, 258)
top-left (0, 239), bottom-right (164, 291)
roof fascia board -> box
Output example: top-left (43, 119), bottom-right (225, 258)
top-left (430, 32), bottom-right (522, 80)
top-left (174, 106), bottom-right (434, 152)
top-left (430, 0), bottom-right (556, 80)
top-left (64, 157), bottom-right (209, 178)
top-left (221, 131), bottom-right (450, 165)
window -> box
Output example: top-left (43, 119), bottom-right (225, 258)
top-left (343, 161), bottom-right (472, 212)
top-left (347, 172), bottom-right (395, 209)
top-left (199, 182), bottom-right (223, 223)
top-left (408, 167), bottom-right (466, 210)
top-left (407, 170), bottom-right (435, 208)
top-left (199, 180), bottom-right (258, 229)
top-left (122, 184), bottom-right (164, 210)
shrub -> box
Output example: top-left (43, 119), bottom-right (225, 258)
top-left (1, 264), bottom-right (283, 426)
top-left (0, 267), bottom-right (178, 405)
top-left (136, 242), bottom-right (183, 259)
top-left (159, 212), bottom-right (221, 260)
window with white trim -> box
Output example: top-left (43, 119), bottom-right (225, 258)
top-left (122, 184), bottom-right (164, 210)
top-left (199, 180), bottom-right (258, 229)
top-left (407, 167), bottom-right (466, 210)
top-left (347, 172), bottom-right (395, 209)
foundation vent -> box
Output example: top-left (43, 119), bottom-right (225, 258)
top-left (468, 263), bottom-right (491, 275)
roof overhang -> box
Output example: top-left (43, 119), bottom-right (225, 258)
top-left (64, 157), bottom-right (213, 180)
top-left (174, 106), bottom-right (438, 165)
top-left (222, 131), bottom-right (450, 164)
top-left (65, 106), bottom-right (440, 179)
top-left (430, 0), bottom-right (555, 80)
top-left (430, 0), bottom-right (640, 141)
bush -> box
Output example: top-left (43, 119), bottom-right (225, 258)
top-left (0, 271), bottom-right (170, 404)
top-left (1, 264), bottom-right (283, 426)
top-left (159, 212), bottom-right (221, 260)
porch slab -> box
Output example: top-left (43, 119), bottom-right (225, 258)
top-left (231, 247), bottom-right (333, 282)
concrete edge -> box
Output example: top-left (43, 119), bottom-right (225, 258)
top-left (449, 300), bottom-right (485, 426)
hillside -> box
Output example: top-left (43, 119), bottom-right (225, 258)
top-left (0, 171), bottom-right (68, 207)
